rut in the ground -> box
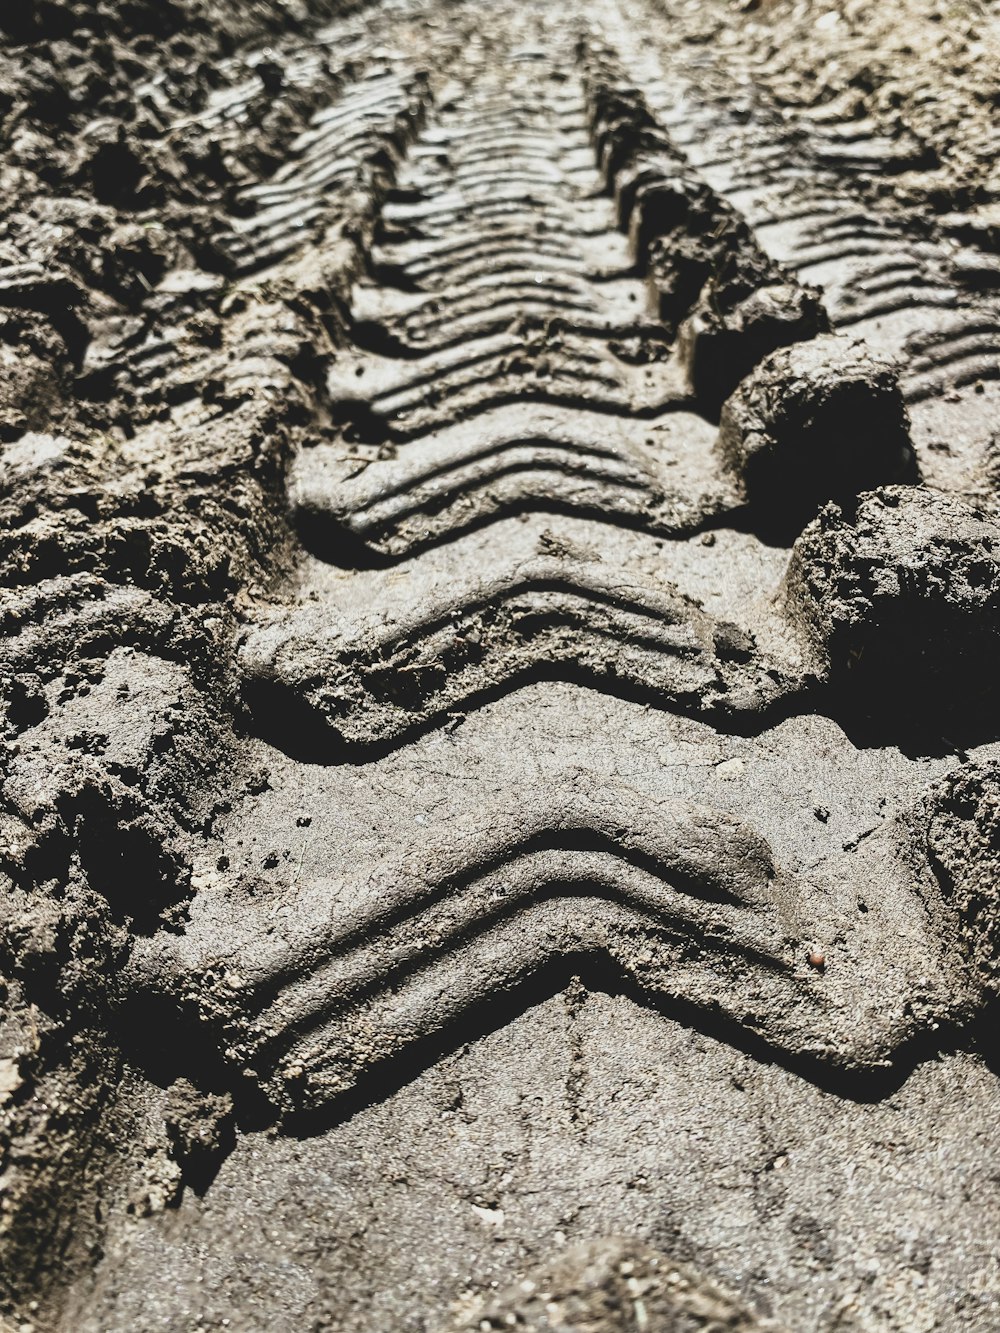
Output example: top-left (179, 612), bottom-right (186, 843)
top-left (124, 14), bottom-right (1000, 1129)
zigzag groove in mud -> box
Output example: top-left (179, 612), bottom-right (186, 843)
top-left (126, 744), bottom-right (993, 1116)
top-left (290, 403), bottom-right (727, 560)
top-left (238, 536), bottom-right (802, 752)
top-left (217, 66), bottom-right (432, 276)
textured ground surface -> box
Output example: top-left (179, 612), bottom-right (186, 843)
top-left (2, 0), bottom-right (1000, 1329)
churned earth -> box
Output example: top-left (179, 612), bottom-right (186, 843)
top-left (1, 0), bottom-right (1000, 1330)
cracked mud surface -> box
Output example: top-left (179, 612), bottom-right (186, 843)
top-left (2, 0), bottom-right (1000, 1329)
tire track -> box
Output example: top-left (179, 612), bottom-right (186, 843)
top-left (602, 0), bottom-right (1000, 499)
top-left (6, 3), bottom-right (1000, 1329)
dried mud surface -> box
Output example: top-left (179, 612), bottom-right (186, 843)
top-left (1, 0), bottom-right (1000, 1329)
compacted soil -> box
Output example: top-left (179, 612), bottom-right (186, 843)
top-left (2, 1), bottom-right (1000, 1329)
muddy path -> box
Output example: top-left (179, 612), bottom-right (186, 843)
top-left (2, 0), bottom-right (1000, 1329)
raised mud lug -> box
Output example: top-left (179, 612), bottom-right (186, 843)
top-left (611, 154), bottom-right (688, 237)
top-left (619, 161), bottom-right (707, 261)
top-left (715, 332), bottom-right (917, 527)
top-left (782, 486), bottom-right (1000, 737)
top-left (579, 43), bottom-right (827, 368)
top-left (644, 231), bottom-right (715, 332)
top-left (682, 284), bottom-right (831, 420)
top-left (163, 1079), bottom-right (236, 1192)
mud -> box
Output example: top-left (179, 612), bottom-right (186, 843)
top-left (1, 0), bottom-right (1000, 1329)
